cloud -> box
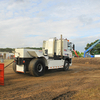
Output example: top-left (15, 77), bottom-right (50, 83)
top-left (79, 15), bottom-right (93, 25)
top-left (0, 0), bottom-right (100, 52)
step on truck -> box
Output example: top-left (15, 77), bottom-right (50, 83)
top-left (13, 35), bottom-right (75, 76)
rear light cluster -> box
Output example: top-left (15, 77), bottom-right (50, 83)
top-left (23, 60), bottom-right (25, 63)
top-left (14, 58), bottom-right (25, 65)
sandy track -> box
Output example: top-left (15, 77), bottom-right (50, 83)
top-left (0, 58), bottom-right (100, 100)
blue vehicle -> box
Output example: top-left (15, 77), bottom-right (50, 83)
top-left (84, 39), bottom-right (100, 58)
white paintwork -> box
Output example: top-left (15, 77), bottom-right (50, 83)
top-left (63, 51), bottom-right (72, 58)
top-left (95, 55), bottom-right (100, 57)
top-left (48, 59), bottom-right (64, 69)
top-left (15, 58), bottom-right (71, 70)
top-left (56, 39), bottom-right (63, 56)
top-left (15, 49), bottom-right (43, 58)
top-left (15, 36), bottom-right (73, 71)
top-left (48, 38), bottom-right (55, 57)
top-left (16, 65), bottom-right (24, 73)
top-left (63, 40), bottom-right (72, 58)
top-left (16, 58), bottom-right (71, 70)
top-left (43, 38), bottom-right (72, 59)
top-left (44, 56), bottom-right (49, 59)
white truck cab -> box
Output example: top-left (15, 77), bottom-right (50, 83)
top-left (13, 35), bottom-right (74, 76)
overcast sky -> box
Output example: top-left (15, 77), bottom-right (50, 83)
top-left (0, 0), bottom-right (100, 52)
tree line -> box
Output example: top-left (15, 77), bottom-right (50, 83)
top-left (0, 47), bottom-right (84, 57)
top-left (0, 47), bottom-right (42, 53)
top-left (0, 39), bottom-right (99, 57)
top-left (85, 39), bottom-right (100, 55)
top-left (0, 48), bottom-right (15, 53)
top-left (72, 39), bottom-right (100, 57)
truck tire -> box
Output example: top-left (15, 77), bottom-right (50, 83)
top-left (13, 62), bottom-right (16, 73)
top-left (63, 60), bottom-right (69, 71)
top-left (28, 59), bottom-right (45, 77)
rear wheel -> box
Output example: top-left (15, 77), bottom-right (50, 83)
top-left (28, 59), bottom-right (45, 76)
top-left (63, 60), bottom-right (69, 71)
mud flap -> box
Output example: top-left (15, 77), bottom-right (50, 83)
top-left (16, 65), bottom-right (24, 73)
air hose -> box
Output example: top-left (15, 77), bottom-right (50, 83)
top-left (4, 61), bottom-right (14, 69)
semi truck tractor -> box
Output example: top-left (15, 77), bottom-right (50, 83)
top-left (13, 35), bottom-right (75, 76)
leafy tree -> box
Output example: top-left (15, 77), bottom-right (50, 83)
top-left (0, 48), bottom-right (15, 53)
top-left (78, 52), bottom-right (84, 57)
top-left (85, 39), bottom-right (100, 55)
top-left (72, 50), bottom-right (84, 57)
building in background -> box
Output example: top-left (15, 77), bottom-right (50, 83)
top-left (0, 52), bottom-right (14, 59)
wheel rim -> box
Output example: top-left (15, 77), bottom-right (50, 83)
top-left (65, 62), bottom-right (69, 69)
top-left (37, 64), bottom-right (43, 72)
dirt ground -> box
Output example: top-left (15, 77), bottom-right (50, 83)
top-left (0, 58), bottom-right (100, 100)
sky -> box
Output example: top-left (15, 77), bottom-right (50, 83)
top-left (0, 0), bottom-right (100, 52)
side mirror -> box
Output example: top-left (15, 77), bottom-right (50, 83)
top-left (73, 44), bottom-right (75, 50)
